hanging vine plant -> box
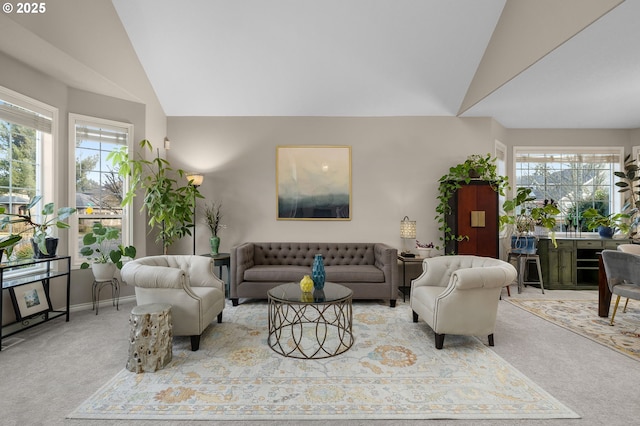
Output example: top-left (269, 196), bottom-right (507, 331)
top-left (435, 153), bottom-right (510, 253)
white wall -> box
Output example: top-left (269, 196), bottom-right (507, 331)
top-left (165, 117), bottom-right (639, 259)
top-left (166, 116), bottom-right (499, 255)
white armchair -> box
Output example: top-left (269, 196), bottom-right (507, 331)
top-left (410, 255), bottom-right (516, 349)
top-left (121, 255), bottom-right (225, 351)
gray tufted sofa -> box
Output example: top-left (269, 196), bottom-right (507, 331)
top-left (231, 242), bottom-right (398, 307)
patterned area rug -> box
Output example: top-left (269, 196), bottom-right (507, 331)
top-left (68, 301), bottom-right (578, 421)
top-left (506, 299), bottom-right (640, 362)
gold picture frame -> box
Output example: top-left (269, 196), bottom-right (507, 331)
top-left (276, 145), bottom-right (351, 220)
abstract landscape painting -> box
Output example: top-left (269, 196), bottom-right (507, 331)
top-left (276, 146), bottom-right (351, 220)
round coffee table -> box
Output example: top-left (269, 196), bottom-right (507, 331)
top-left (267, 282), bottom-right (354, 359)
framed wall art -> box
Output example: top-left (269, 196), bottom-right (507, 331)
top-left (276, 145), bottom-right (351, 220)
top-left (9, 282), bottom-right (51, 321)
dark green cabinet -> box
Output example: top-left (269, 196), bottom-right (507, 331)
top-left (538, 237), bottom-right (629, 289)
top-left (539, 239), bottom-right (574, 288)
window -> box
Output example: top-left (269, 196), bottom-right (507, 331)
top-left (0, 86), bottom-right (56, 265)
top-left (513, 147), bottom-right (624, 231)
top-left (69, 114), bottom-right (133, 267)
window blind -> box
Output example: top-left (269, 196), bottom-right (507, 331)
top-left (515, 149), bottom-right (622, 164)
top-left (0, 100), bottom-right (52, 133)
top-left (75, 123), bottom-right (128, 145)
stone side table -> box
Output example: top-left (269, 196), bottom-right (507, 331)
top-left (126, 303), bottom-right (173, 373)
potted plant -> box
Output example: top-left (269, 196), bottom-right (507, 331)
top-left (464, 153), bottom-right (495, 179)
top-left (581, 208), bottom-right (630, 238)
top-left (415, 240), bottom-right (434, 258)
top-left (203, 201), bottom-right (225, 255)
top-left (108, 139), bottom-right (203, 254)
top-left (0, 234), bottom-right (22, 261)
top-left (435, 153), bottom-right (509, 253)
top-left (500, 187), bottom-right (560, 253)
top-left (0, 196), bottom-right (76, 258)
top-left (79, 222), bottom-right (137, 280)
top-left (614, 154), bottom-right (640, 239)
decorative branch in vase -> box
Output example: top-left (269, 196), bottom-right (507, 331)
top-left (203, 201), bottom-right (225, 255)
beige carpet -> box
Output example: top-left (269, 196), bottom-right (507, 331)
top-left (68, 301), bottom-right (578, 421)
top-left (506, 298), bottom-right (640, 362)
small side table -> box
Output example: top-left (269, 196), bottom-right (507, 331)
top-left (126, 303), bottom-right (172, 373)
top-left (397, 255), bottom-right (426, 302)
top-left (92, 277), bottom-right (120, 315)
top-left (200, 253), bottom-right (231, 297)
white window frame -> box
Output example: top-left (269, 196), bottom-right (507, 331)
top-left (68, 113), bottom-right (133, 268)
top-left (512, 145), bottom-right (625, 228)
top-left (0, 85), bottom-right (57, 276)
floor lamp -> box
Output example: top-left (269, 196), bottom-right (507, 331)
top-left (187, 173), bottom-right (204, 255)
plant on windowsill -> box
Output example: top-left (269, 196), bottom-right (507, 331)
top-left (499, 187), bottom-right (560, 253)
top-left (80, 222), bottom-right (136, 281)
top-left (614, 153), bottom-right (640, 239)
top-left (108, 139), bottom-right (203, 254)
top-left (0, 234), bottom-right (22, 262)
top-left (0, 195), bottom-right (76, 258)
top-left (435, 153), bottom-right (509, 253)
top-left (581, 208), bottom-right (630, 239)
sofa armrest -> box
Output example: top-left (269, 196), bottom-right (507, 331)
top-left (451, 265), bottom-right (516, 290)
top-left (374, 243), bottom-right (399, 294)
top-left (231, 243), bottom-right (255, 297)
top-left (187, 256), bottom-right (224, 292)
top-left (412, 257), bottom-right (453, 289)
top-left (121, 262), bottom-right (185, 289)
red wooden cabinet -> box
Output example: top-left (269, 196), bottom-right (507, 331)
top-left (445, 181), bottom-right (499, 258)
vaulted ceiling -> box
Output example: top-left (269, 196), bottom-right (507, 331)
top-left (111, 0), bottom-right (639, 128)
top-left (1, 1), bottom-right (639, 129)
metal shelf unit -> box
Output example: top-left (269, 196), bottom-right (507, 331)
top-left (1, 256), bottom-right (71, 350)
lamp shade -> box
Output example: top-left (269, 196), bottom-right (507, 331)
top-left (187, 173), bottom-right (204, 187)
top-left (400, 216), bottom-right (416, 239)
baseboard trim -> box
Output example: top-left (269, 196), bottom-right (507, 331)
top-left (69, 295), bottom-right (136, 313)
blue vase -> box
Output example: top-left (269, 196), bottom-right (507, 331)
top-left (311, 254), bottom-right (326, 290)
top-left (313, 288), bottom-right (326, 302)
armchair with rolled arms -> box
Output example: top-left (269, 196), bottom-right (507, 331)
top-left (410, 255), bottom-right (516, 349)
top-left (601, 249), bottom-right (640, 326)
top-left (121, 255), bottom-right (226, 351)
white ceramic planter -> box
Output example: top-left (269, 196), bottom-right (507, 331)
top-left (92, 262), bottom-right (117, 282)
top-left (417, 248), bottom-right (432, 258)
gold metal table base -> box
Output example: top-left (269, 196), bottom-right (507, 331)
top-left (268, 296), bottom-right (353, 359)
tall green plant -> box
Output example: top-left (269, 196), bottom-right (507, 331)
top-left (108, 139), bottom-right (203, 254)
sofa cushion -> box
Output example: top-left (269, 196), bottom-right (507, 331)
top-left (244, 265), bottom-right (310, 282)
top-left (325, 265), bottom-right (385, 283)
top-left (251, 242), bottom-right (377, 266)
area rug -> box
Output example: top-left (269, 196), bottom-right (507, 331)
top-left (68, 301), bottom-right (578, 421)
top-left (506, 298), bottom-right (640, 362)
